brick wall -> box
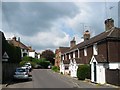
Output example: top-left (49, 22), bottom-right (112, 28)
top-left (98, 42), bottom-right (107, 60)
top-left (108, 40), bottom-right (120, 62)
top-left (87, 46), bottom-right (93, 63)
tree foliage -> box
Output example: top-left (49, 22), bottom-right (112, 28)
top-left (19, 56), bottom-right (50, 69)
top-left (41, 49), bottom-right (55, 65)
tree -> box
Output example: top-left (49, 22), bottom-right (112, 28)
top-left (41, 49), bottom-right (55, 65)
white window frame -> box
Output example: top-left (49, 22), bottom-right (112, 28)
top-left (84, 47), bottom-right (87, 56)
top-left (93, 43), bottom-right (98, 55)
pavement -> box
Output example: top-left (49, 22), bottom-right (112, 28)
top-left (52, 70), bottom-right (120, 88)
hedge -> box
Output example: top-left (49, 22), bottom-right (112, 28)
top-left (52, 66), bottom-right (60, 72)
top-left (2, 33), bottom-right (21, 63)
top-left (77, 64), bottom-right (91, 80)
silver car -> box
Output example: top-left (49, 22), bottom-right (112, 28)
top-left (13, 67), bottom-right (29, 80)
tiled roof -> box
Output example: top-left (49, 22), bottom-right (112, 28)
top-left (28, 46), bottom-right (35, 52)
top-left (65, 27), bottom-right (120, 53)
top-left (7, 39), bottom-right (29, 50)
top-left (94, 54), bottom-right (107, 63)
top-left (59, 47), bottom-right (70, 54)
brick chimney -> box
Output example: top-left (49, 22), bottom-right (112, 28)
top-left (105, 18), bottom-right (114, 31)
top-left (12, 37), bottom-right (16, 41)
top-left (70, 37), bottom-right (76, 48)
top-left (84, 30), bottom-right (90, 41)
top-left (18, 37), bottom-right (20, 42)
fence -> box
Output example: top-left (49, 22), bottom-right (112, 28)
top-left (106, 69), bottom-right (120, 86)
top-left (2, 62), bottom-right (18, 84)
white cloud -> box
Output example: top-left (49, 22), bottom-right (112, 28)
top-left (4, 26), bottom-right (71, 52)
top-left (2, 2), bottom-right (118, 53)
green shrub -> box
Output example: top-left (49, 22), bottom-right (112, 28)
top-left (19, 60), bottom-right (28, 66)
top-left (52, 66), bottom-right (59, 72)
top-left (19, 56), bottom-right (51, 69)
top-left (19, 56), bottom-right (36, 67)
top-left (37, 58), bottom-right (50, 68)
top-left (77, 64), bottom-right (90, 80)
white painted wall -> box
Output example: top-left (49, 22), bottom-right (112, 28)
top-left (84, 48), bottom-right (87, 56)
top-left (69, 54), bottom-right (71, 59)
top-left (91, 62), bottom-right (94, 82)
top-left (73, 52), bottom-right (75, 58)
top-left (90, 58), bottom-right (98, 83)
top-left (62, 55), bottom-right (64, 60)
top-left (97, 64), bottom-right (106, 84)
top-left (60, 61), bottom-right (65, 74)
top-left (109, 63), bottom-right (120, 69)
top-left (93, 43), bottom-right (98, 55)
top-left (90, 56), bottom-right (106, 84)
top-left (70, 59), bottom-right (78, 77)
top-left (38, 54), bottom-right (40, 59)
top-left (21, 49), bottom-right (28, 57)
top-left (28, 52), bottom-right (35, 58)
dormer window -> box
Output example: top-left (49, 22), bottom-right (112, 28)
top-left (93, 43), bottom-right (98, 55)
top-left (84, 47), bottom-right (87, 56)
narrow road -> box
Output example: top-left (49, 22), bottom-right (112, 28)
top-left (5, 69), bottom-right (117, 88)
top-left (6, 69), bottom-right (77, 88)
top-left (32, 69), bottom-right (74, 88)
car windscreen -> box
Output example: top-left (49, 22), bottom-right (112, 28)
top-left (26, 64), bottom-right (31, 66)
top-left (16, 68), bottom-right (26, 72)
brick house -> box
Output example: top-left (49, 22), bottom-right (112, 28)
top-left (55, 47), bottom-right (70, 68)
top-left (58, 18), bottom-right (120, 85)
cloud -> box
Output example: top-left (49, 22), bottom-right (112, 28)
top-left (2, 2), bottom-right (80, 36)
top-left (65, 2), bottom-right (118, 38)
top-left (3, 27), bottom-right (70, 52)
top-left (2, 2), bottom-right (118, 52)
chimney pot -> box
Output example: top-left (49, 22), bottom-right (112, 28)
top-left (12, 37), bottom-right (16, 41)
top-left (70, 37), bottom-right (76, 48)
top-left (105, 18), bottom-right (114, 31)
top-left (84, 30), bottom-right (90, 41)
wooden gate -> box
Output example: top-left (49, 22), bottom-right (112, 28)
top-left (106, 69), bottom-right (120, 86)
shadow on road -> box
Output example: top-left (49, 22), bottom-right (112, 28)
top-left (7, 77), bottom-right (32, 86)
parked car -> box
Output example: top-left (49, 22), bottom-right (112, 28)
top-left (24, 62), bottom-right (32, 71)
top-left (48, 65), bottom-right (52, 69)
top-left (13, 67), bottom-right (29, 80)
top-left (34, 64), bottom-right (42, 69)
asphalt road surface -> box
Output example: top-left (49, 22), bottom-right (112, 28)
top-left (5, 69), bottom-right (118, 89)
top-left (6, 69), bottom-right (78, 88)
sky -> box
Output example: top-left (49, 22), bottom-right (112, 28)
top-left (1, 0), bottom-right (119, 53)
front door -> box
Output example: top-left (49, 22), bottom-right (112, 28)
top-left (93, 62), bottom-right (97, 82)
